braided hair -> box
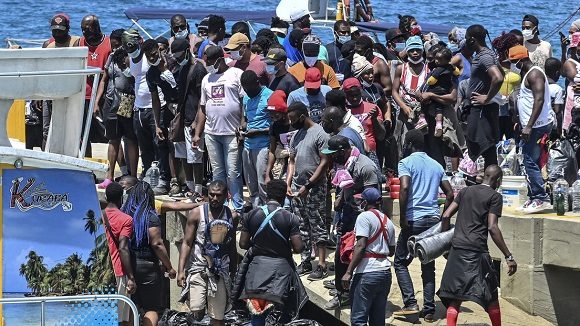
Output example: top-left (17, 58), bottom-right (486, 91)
top-left (492, 32), bottom-right (519, 63)
top-left (121, 181), bottom-right (156, 248)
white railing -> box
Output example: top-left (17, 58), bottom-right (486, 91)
top-left (0, 294), bottom-right (139, 326)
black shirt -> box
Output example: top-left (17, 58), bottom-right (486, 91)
top-left (242, 201), bottom-right (301, 259)
top-left (362, 82), bottom-right (386, 105)
top-left (268, 72), bottom-right (300, 95)
top-left (131, 212), bottom-right (161, 262)
top-left (177, 60), bottom-right (207, 126)
top-left (326, 42), bottom-right (342, 73)
top-left (146, 65), bottom-right (179, 104)
top-left (452, 185), bottom-right (503, 252)
top-left (269, 120), bottom-right (297, 149)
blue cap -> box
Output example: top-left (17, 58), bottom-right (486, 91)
top-left (405, 35), bottom-right (423, 51)
top-left (355, 187), bottom-right (382, 203)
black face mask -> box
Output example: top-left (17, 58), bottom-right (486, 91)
top-left (52, 30), bottom-right (68, 43)
top-left (291, 117), bottom-right (305, 130)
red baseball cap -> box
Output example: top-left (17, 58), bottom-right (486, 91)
top-left (342, 77), bottom-right (362, 90)
top-left (267, 90), bottom-right (288, 113)
top-left (304, 67), bottom-right (322, 89)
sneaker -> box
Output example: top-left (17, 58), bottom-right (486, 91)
top-left (323, 294), bottom-right (350, 310)
top-left (153, 186), bottom-right (169, 196)
top-left (296, 261), bottom-right (313, 275)
top-left (419, 311), bottom-right (436, 323)
top-left (98, 178), bottom-right (113, 189)
top-left (517, 199), bottom-right (533, 211)
top-left (327, 262), bottom-right (335, 272)
top-left (393, 304), bottom-right (420, 316)
top-left (323, 279), bottom-right (335, 289)
top-left (523, 199), bottom-right (553, 214)
top-left (415, 116), bottom-right (428, 130)
top-left (328, 288), bottom-right (338, 296)
top-left (434, 122), bottom-right (443, 137)
top-left (307, 265), bottom-right (328, 281)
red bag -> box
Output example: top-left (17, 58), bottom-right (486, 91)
top-left (339, 209), bottom-right (389, 264)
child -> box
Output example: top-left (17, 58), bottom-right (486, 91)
top-left (421, 47), bottom-right (460, 137)
top-left (544, 58), bottom-right (565, 136)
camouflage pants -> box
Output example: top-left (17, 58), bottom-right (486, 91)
top-left (292, 183), bottom-right (328, 262)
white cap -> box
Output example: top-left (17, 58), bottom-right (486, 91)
top-left (288, 7), bottom-right (312, 23)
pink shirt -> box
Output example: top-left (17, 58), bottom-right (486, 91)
top-left (103, 207), bottom-right (133, 277)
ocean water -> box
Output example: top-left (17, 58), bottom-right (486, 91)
top-left (1, 0), bottom-right (578, 60)
top-left (1, 293), bottom-right (119, 326)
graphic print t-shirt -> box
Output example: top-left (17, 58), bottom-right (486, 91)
top-left (200, 67), bottom-right (245, 135)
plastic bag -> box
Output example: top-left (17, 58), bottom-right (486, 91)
top-left (547, 139), bottom-right (578, 185)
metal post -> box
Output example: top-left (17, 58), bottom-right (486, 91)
top-left (40, 300), bottom-right (45, 326)
top-left (131, 19), bottom-right (154, 39)
top-left (79, 70), bottom-right (101, 159)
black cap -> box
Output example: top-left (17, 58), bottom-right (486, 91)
top-left (523, 14), bottom-right (539, 27)
top-left (205, 45), bottom-right (224, 61)
top-left (340, 40), bottom-right (356, 58)
top-left (321, 135), bottom-right (351, 154)
top-left (262, 47), bottom-right (287, 64)
top-left (50, 13), bottom-right (70, 31)
top-left (385, 28), bottom-right (403, 42)
top-left (156, 36), bottom-right (169, 46)
top-left (171, 38), bottom-right (190, 53)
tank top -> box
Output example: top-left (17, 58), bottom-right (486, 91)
top-left (399, 62), bottom-right (429, 106)
top-left (189, 204), bottom-right (209, 269)
top-left (517, 66), bottom-right (554, 128)
top-left (80, 36), bottom-right (112, 99)
top-left (458, 53), bottom-right (471, 84)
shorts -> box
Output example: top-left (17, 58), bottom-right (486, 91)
top-left (188, 272), bottom-right (227, 320)
top-left (184, 126), bottom-right (204, 164)
top-left (115, 276), bottom-right (132, 322)
top-left (174, 141), bottom-right (187, 159)
top-left (105, 116), bottom-right (137, 141)
top-left (131, 258), bottom-right (163, 312)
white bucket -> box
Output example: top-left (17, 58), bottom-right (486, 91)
top-left (500, 176), bottom-right (528, 208)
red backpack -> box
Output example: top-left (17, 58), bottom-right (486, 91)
top-left (339, 209), bottom-right (389, 264)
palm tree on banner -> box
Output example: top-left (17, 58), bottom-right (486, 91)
top-left (84, 209), bottom-right (99, 243)
top-left (19, 251), bottom-right (48, 295)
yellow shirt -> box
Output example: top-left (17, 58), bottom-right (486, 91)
top-left (155, 199), bottom-right (163, 214)
top-left (499, 69), bottom-right (521, 97)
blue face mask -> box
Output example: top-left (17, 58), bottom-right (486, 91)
top-left (277, 36), bottom-right (285, 45)
top-left (337, 35), bottom-right (351, 44)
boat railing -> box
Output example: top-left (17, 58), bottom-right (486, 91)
top-left (0, 294), bottom-right (139, 326)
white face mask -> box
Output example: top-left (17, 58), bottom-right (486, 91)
top-left (122, 67), bottom-right (132, 78)
top-left (229, 48), bottom-right (245, 61)
top-left (408, 56), bottom-right (424, 64)
top-left (304, 56), bottom-right (318, 67)
top-left (206, 58), bottom-right (221, 74)
top-left (266, 64), bottom-right (278, 75)
top-left (149, 56), bottom-right (161, 67)
top-left (128, 47), bottom-right (140, 58)
top-left (174, 29), bottom-right (188, 40)
top-left (522, 28), bottom-right (535, 41)
top-left (178, 54), bottom-right (189, 67)
top-left (510, 61), bottom-right (522, 75)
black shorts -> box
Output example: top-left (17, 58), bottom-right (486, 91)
top-left (105, 116), bottom-right (137, 141)
top-left (131, 258), bottom-right (164, 312)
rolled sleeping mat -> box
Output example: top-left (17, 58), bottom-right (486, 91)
top-left (415, 228), bottom-right (455, 264)
top-left (406, 222), bottom-right (444, 257)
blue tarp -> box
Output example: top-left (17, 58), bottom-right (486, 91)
top-left (357, 21), bottom-right (453, 36)
top-left (124, 7), bottom-right (276, 24)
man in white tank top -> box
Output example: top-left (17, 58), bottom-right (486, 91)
top-left (509, 45), bottom-right (554, 214)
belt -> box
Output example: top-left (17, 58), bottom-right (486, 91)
top-left (134, 107), bottom-right (152, 111)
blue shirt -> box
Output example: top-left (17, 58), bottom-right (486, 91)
top-left (287, 85), bottom-right (332, 124)
top-left (398, 152), bottom-right (448, 221)
top-left (338, 126), bottom-right (365, 154)
top-left (243, 86), bottom-right (273, 149)
top-left (283, 35), bottom-right (303, 66)
top-left (197, 39), bottom-right (216, 59)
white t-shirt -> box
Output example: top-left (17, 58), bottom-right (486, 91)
top-left (343, 109), bottom-right (367, 140)
top-left (130, 57), bottom-right (152, 109)
top-left (353, 210), bottom-right (396, 274)
top-left (549, 83), bottom-right (565, 106)
top-left (524, 40), bottom-right (552, 68)
top-left (517, 66), bottom-right (554, 128)
top-left (200, 67), bottom-right (245, 135)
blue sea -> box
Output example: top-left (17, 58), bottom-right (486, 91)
top-left (1, 0), bottom-right (578, 61)
top-left (1, 293), bottom-right (118, 325)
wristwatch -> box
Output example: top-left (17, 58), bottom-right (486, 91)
top-left (505, 255), bottom-right (515, 262)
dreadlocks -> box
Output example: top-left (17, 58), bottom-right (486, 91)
top-left (492, 32), bottom-right (519, 63)
top-left (121, 181), bottom-right (157, 248)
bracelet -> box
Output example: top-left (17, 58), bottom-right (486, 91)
top-left (505, 255), bottom-right (515, 262)
top-left (304, 182), bottom-right (313, 190)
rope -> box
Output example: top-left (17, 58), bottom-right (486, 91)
top-left (544, 7), bottom-right (580, 39)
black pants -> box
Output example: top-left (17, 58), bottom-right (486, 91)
top-left (133, 107), bottom-right (173, 185)
top-left (425, 114), bottom-right (446, 168)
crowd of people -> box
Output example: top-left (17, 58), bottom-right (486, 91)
top-left (33, 6), bottom-right (580, 326)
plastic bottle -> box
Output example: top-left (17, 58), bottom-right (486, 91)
top-left (571, 172), bottom-right (580, 214)
top-left (553, 178), bottom-right (569, 214)
top-left (450, 172), bottom-right (467, 197)
top-left (145, 161), bottom-right (160, 188)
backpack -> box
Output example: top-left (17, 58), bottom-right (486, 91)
top-left (339, 209), bottom-right (389, 264)
top-left (202, 204), bottom-right (234, 276)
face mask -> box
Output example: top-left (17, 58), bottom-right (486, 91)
top-left (52, 30), bottom-right (68, 43)
top-left (178, 52), bottom-right (189, 67)
top-left (361, 80), bottom-right (372, 88)
top-left (408, 56), bottom-right (424, 64)
top-left (291, 117), bottom-right (305, 130)
top-left (266, 64), bottom-right (278, 75)
top-left (337, 34), bottom-right (351, 44)
top-left (122, 67), bottom-right (132, 78)
top-left (207, 59), bottom-right (221, 74)
top-left (128, 47), bottom-right (140, 58)
top-left (522, 28), bottom-right (535, 41)
top-left (149, 56), bottom-right (161, 66)
top-left (394, 42), bottom-right (406, 52)
top-left (510, 61), bottom-right (522, 75)
top-left (174, 29), bottom-right (188, 40)
top-left (304, 56), bottom-right (318, 67)
top-left (229, 49), bottom-right (244, 61)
